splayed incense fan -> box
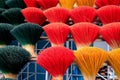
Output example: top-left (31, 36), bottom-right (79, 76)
top-left (70, 6), bottom-right (97, 23)
top-left (0, 46), bottom-right (31, 79)
top-left (37, 0), bottom-right (59, 9)
top-left (108, 48), bottom-right (120, 79)
top-left (44, 7), bottom-right (70, 23)
top-left (76, 0), bottom-right (96, 7)
top-left (24, 0), bottom-right (39, 7)
top-left (59, 0), bottom-right (76, 9)
top-left (10, 23), bottom-right (43, 59)
top-left (70, 22), bottom-right (100, 49)
top-left (43, 23), bottom-right (70, 47)
top-left (100, 22), bottom-right (120, 49)
top-left (74, 47), bottom-right (107, 80)
top-left (0, 23), bottom-right (14, 47)
top-left (95, 0), bottom-right (120, 8)
top-left (21, 7), bottom-right (46, 25)
top-left (37, 47), bottom-right (75, 80)
top-left (97, 5), bottom-right (120, 24)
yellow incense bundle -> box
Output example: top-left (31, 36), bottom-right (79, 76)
top-left (74, 47), bottom-right (107, 80)
top-left (76, 0), bottom-right (96, 7)
top-left (108, 48), bottom-right (120, 79)
top-left (59, 0), bottom-right (76, 9)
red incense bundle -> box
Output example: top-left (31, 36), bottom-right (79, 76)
top-left (95, 0), bottom-right (120, 8)
top-left (97, 5), bottom-right (120, 24)
top-left (70, 22), bottom-right (100, 49)
top-left (37, 47), bottom-right (75, 80)
top-left (37, 0), bottom-right (59, 9)
top-left (21, 7), bottom-right (46, 25)
top-left (100, 22), bottom-right (120, 49)
top-left (44, 7), bottom-right (70, 23)
top-left (24, 0), bottom-right (39, 7)
top-left (70, 6), bottom-right (97, 23)
top-left (43, 23), bottom-right (70, 47)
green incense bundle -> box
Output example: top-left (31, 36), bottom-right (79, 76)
top-left (10, 23), bottom-right (43, 59)
top-left (0, 23), bottom-right (14, 47)
top-left (5, 0), bottom-right (26, 8)
top-left (0, 8), bottom-right (9, 23)
top-left (1, 8), bottom-right (25, 24)
top-left (0, 46), bottom-right (31, 79)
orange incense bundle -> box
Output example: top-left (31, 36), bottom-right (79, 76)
top-left (44, 23), bottom-right (70, 47)
top-left (108, 48), bottom-right (120, 79)
top-left (37, 47), bottom-right (75, 80)
top-left (76, 0), bottom-right (96, 7)
top-left (24, 0), bottom-right (39, 7)
top-left (100, 22), bottom-right (120, 49)
top-left (97, 5), bottom-right (120, 24)
top-left (74, 47), bottom-right (107, 80)
top-left (59, 0), bottom-right (76, 9)
top-left (70, 6), bottom-right (97, 23)
top-left (21, 7), bottom-right (46, 25)
top-left (37, 0), bottom-right (59, 9)
top-left (70, 22), bottom-right (100, 49)
top-left (44, 7), bottom-right (70, 23)
top-left (95, 0), bottom-right (120, 8)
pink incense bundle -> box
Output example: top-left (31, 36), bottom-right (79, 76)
top-left (24, 0), bottom-right (39, 7)
top-left (44, 7), bottom-right (70, 23)
top-left (70, 22), bottom-right (100, 49)
top-left (70, 6), bottom-right (97, 23)
top-left (37, 0), bottom-right (59, 9)
top-left (95, 0), bottom-right (120, 8)
top-left (21, 7), bottom-right (46, 25)
top-left (37, 47), bottom-right (75, 80)
top-left (100, 22), bottom-right (120, 49)
top-left (97, 5), bottom-right (120, 25)
top-left (44, 23), bottom-right (70, 47)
